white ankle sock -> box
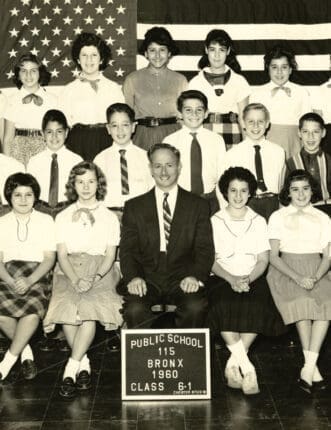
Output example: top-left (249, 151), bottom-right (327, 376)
top-left (63, 357), bottom-right (80, 382)
top-left (303, 349), bottom-right (323, 382)
top-left (227, 340), bottom-right (254, 375)
top-left (226, 353), bottom-right (239, 369)
top-left (21, 344), bottom-right (34, 363)
top-left (0, 350), bottom-right (18, 380)
top-left (301, 350), bottom-right (319, 385)
top-left (79, 354), bottom-right (91, 373)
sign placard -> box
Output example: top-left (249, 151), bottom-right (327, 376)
top-left (121, 328), bottom-right (211, 400)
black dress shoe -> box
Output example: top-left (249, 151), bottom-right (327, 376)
top-left (38, 337), bottom-right (57, 352)
top-left (21, 360), bottom-right (38, 380)
top-left (76, 370), bottom-right (91, 391)
top-left (298, 378), bottom-right (312, 394)
top-left (106, 330), bottom-right (120, 352)
top-left (313, 380), bottom-right (327, 391)
top-left (59, 377), bottom-right (76, 398)
top-left (57, 339), bottom-right (70, 352)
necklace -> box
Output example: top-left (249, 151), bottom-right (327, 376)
top-left (16, 216), bottom-right (31, 242)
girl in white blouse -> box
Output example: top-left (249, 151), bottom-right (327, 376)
top-left (267, 169), bottom-right (331, 393)
top-left (207, 167), bottom-right (285, 395)
top-left (44, 161), bottom-right (122, 399)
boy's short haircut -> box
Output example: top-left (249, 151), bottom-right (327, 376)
top-left (243, 103), bottom-right (270, 123)
top-left (299, 112), bottom-right (325, 130)
top-left (106, 103), bottom-right (135, 123)
top-left (177, 90), bottom-right (208, 112)
top-left (42, 109), bottom-right (69, 131)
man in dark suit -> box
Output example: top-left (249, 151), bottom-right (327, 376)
top-left (117, 143), bottom-right (214, 329)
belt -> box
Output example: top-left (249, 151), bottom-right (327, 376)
top-left (205, 112), bottom-right (238, 124)
top-left (108, 206), bottom-right (124, 212)
top-left (15, 128), bottom-right (43, 137)
top-left (253, 192), bottom-right (278, 200)
top-left (73, 123), bottom-right (106, 129)
top-left (137, 117), bottom-right (177, 127)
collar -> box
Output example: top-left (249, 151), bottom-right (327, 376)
top-left (301, 148), bottom-right (323, 158)
top-left (146, 66), bottom-right (168, 77)
top-left (112, 141), bottom-right (133, 151)
top-left (203, 65), bottom-right (230, 75)
top-left (266, 80), bottom-right (294, 89)
top-left (214, 206), bottom-right (258, 222)
top-left (287, 203), bottom-right (314, 214)
top-left (78, 71), bottom-right (103, 80)
top-left (45, 146), bottom-right (67, 157)
top-left (245, 137), bottom-right (267, 148)
top-left (182, 125), bottom-right (204, 135)
top-left (20, 86), bottom-right (44, 96)
top-left (155, 184), bottom-right (178, 200)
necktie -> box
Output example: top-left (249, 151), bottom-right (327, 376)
top-left (48, 153), bottom-right (59, 207)
top-left (79, 76), bottom-right (100, 92)
top-left (163, 192), bottom-right (172, 248)
top-left (190, 132), bottom-right (204, 195)
top-left (22, 93), bottom-right (43, 106)
top-left (119, 149), bottom-right (129, 195)
top-left (254, 145), bottom-right (267, 192)
top-left (271, 86), bottom-right (291, 97)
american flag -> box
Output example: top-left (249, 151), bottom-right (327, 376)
top-left (0, 0), bottom-right (137, 88)
top-left (137, 0), bottom-right (331, 91)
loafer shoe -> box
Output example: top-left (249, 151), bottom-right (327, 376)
top-left (57, 339), bottom-right (70, 353)
top-left (297, 378), bottom-right (312, 394)
top-left (242, 370), bottom-right (260, 395)
top-left (21, 360), bottom-right (37, 380)
top-left (225, 366), bottom-right (243, 389)
top-left (59, 377), bottom-right (76, 398)
top-left (76, 370), bottom-right (91, 391)
top-left (313, 379), bottom-right (327, 391)
top-left (106, 331), bottom-right (121, 352)
top-left (38, 338), bottom-right (57, 352)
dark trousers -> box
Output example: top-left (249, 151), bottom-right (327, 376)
top-left (117, 253), bottom-right (208, 329)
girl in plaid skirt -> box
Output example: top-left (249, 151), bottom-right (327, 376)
top-left (0, 173), bottom-right (56, 382)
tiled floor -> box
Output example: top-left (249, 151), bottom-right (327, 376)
top-left (1, 325), bottom-right (331, 430)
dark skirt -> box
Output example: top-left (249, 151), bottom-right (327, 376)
top-left (206, 274), bottom-right (287, 336)
top-left (133, 123), bottom-right (181, 151)
top-left (66, 124), bottom-right (111, 161)
top-left (0, 261), bottom-right (52, 319)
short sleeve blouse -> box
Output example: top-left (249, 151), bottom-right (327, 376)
top-left (0, 210), bottom-right (56, 263)
top-left (55, 203), bottom-right (120, 255)
top-left (268, 204), bottom-right (331, 253)
top-left (212, 207), bottom-right (270, 276)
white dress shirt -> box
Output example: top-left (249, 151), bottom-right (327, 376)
top-left (249, 81), bottom-right (311, 125)
top-left (4, 87), bottom-right (58, 129)
top-left (313, 79), bottom-right (331, 123)
top-left (59, 73), bottom-right (124, 126)
top-left (163, 125), bottom-right (226, 193)
top-left (221, 137), bottom-right (286, 197)
top-left (27, 146), bottom-right (83, 202)
top-left (94, 141), bottom-right (153, 207)
top-left (268, 204), bottom-right (331, 254)
top-left (155, 185), bottom-right (178, 252)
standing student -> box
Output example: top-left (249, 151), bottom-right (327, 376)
top-left (123, 26), bottom-right (187, 151)
top-left (267, 170), bottom-right (331, 393)
top-left (27, 110), bottom-right (83, 218)
top-left (3, 53), bottom-right (58, 166)
top-left (221, 103), bottom-right (285, 220)
top-left (60, 32), bottom-right (124, 161)
top-left (0, 173), bottom-right (56, 382)
top-left (43, 162), bottom-right (122, 399)
top-left (94, 103), bottom-right (153, 218)
top-left (207, 167), bottom-right (286, 395)
top-left (189, 29), bottom-right (250, 149)
top-left (163, 90), bottom-right (226, 215)
top-left (286, 112), bottom-right (331, 216)
top-left (250, 45), bottom-right (311, 159)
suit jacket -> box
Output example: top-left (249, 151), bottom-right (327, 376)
top-left (120, 186), bottom-right (214, 286)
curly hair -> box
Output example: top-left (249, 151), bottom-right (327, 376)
top-left (219, 167), bottom-right (257, 202)
top-left (198, 29), bottom-right (242, 74)
top-left (264, 45), bottom-right (298, 72)
top-left (13, 53), bottom-right (51, 88)
top-left (4, 172), bottom-right (40, 207)
top-left (71, 32), bottom-right (111, 71)
top-left (279, 169), bottom-right (322, 206)
top-left (138, 26), bottom-right (179, 56)
top-left (65, 161), bottom-right (107, 203)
